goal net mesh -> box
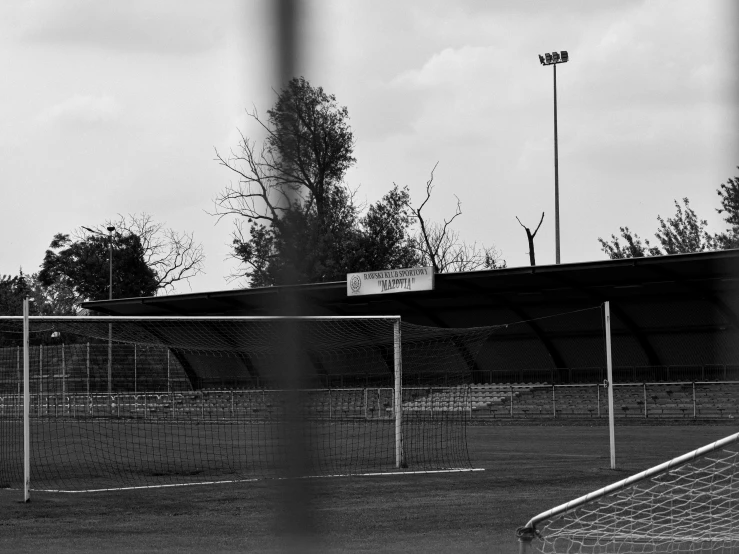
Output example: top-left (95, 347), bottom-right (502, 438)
top-left (0, 317), bottom-right (495, 492)
top-left (522, 433), bottom-right (739, 553)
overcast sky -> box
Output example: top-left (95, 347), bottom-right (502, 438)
top-left (1, 0), bottom-right (737, 295)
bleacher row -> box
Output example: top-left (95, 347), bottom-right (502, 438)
top-left (408, 382), bottom-right (739, 419)
top-left (0, 389), bottom-right (397, 421)
top-left (1, 382), bottom-right (736, 420)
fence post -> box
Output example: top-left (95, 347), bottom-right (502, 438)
top-left (167, 350), bottom-right (171, 393)
top-left (134, 344), bottom-right (137, 394)
top-left (643, 382), bottom-right (647, 419)
top-left (693, 382), bottom-right (696, 419)
top-left (510, 385), bottom-right (513, 418)
top-left (552, 384), bottom-right (556, 418)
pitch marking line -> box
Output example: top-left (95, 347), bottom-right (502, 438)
top-left (32, 468), bottom-right (485, 493)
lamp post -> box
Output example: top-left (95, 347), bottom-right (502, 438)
top-left (82, 225), bottom-right (115, 400)
top-left (538, 50), bottom-right (569, 265)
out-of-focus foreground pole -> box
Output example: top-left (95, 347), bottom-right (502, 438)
top-left (272, 1), bottom-right (315, 551)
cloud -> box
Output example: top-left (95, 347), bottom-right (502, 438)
top-left (37, 94), bottom-right (122, 126)
top-left (18, 0), bottom-right (238, 55)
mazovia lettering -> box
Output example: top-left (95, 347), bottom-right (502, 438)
top-left (378, 278), bottom-right (413, 293)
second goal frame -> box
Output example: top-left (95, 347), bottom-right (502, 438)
top-left (13, 307), bottom-right (410, 498)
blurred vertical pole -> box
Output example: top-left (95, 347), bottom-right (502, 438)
top-left (271, 0), bottom-right (315, 550)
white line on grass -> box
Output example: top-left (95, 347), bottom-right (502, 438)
top-left (32, 468), bottom-right (485, 493)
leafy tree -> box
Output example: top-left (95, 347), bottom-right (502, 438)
top-left (352, 185), bottom-right (420, 272)
top-left (598, 227), bottom-right (660, 259)
top-left (0, 271), bottom-right (75, 316)
top-left (0, 271), bottom-right (33, 315)
top-left (38, 232), bottom-right (158, 305)
top-left (214, 77), bottom-right (355, 229)
top-left (235, 185), bottom-right (421, 286)
top-left (599, 198), bottom-right (714, 259)
top-left (654, 198), bottom-right (715, 254)
top-left (714, 168), bottom-right (739, 249)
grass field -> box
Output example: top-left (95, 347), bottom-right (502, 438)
top-left (1, 421), bottom-right (736, 553)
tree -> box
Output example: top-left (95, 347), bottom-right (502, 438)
top-left (38, 232), bottom-right (158, 305)
top-left (216, 79), bottom-right (504, 285)
top-left (599, 198), bottom-right (714, 259)
top-left (100, 213), bottom-right (205, 293)
top-left (0, 271), bottom-right (33, 315)
top-left (598, 227), bottom-right (660, 259)
top-left (653, 198), bottom-right (715, 254)
top-left (352, 185), bottom-right (421, 272)
top-left (217, 78), bottom-right (425, 286)
top-left (516, 213), bottom-right (545, 266)
top-left (0, 271), bottom-right (75, 316)
top-left (213, 77), bottom-right (355, 230)
top-left (714, 168), bottom-right (739, 249)
top-left (406, 164), bottom-right (505, 273)
top-left (233, 185), bottom-right (422, 286)
top-left (234, 186), bottom-right (360, 286)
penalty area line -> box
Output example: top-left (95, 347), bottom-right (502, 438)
top-left (32, 468), bottom-right (485, 493)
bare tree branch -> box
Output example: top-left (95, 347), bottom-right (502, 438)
top-left (82, 214), bottom-right (206, 293)
top-left (516, 212), bottom-right (545, 266)
top-left (405, 163), bottom-right (506, 273)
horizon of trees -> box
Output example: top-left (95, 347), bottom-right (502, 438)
top-left (598, 168), bottom-right (739, 259)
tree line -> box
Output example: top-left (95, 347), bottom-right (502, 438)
top-left (598, 172), bottom-right (739, 259)
top-left (1, 76), bottom-right (736, 315)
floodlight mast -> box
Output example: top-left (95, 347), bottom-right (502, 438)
top-left (538, 50), bottom-right (569, 265)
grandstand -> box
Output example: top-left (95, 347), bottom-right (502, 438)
top-left (83, 250), bottom-right (739, 395)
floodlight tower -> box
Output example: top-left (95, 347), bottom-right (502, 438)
top-left (538, 50), bottom-right (569, 265)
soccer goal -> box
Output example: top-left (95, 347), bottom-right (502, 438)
top-left (517, 431), bottom-right (739, 553)
top-left (0, 308), bottom-right (492, 498)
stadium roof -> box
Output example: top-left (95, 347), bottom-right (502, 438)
top-left (82, 250), bottom-right (739, 380)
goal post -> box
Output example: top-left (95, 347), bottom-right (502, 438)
top-left (393, 318), bottom-right (403, 469)
top-left (0, 314), bottom-right (488, 494)
top-left (517, 431), bottom-right (739, 553)
top-left (22, 298), bottom-right (30, 502)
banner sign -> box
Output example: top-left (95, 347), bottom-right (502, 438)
top-left (347, 267), bottom-right (434, 297)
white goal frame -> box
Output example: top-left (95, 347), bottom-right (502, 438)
top-left (517, 430), bottom-right (739, 552)
top-left (13, 303), bottom-right (404, 500)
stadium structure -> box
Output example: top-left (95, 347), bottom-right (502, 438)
top-left (83, 249), bottom-right (739, 388)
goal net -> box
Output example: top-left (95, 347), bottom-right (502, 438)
top-left (0, 315), bottom-right (494, 494)
top-left (517, 431), bottom-right (739, 553)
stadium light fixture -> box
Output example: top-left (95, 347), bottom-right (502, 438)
top-left (537, 50), bottom-right (569, 265)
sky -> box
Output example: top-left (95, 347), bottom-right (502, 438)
top-left (1, 0), bottom-right (737, 295)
